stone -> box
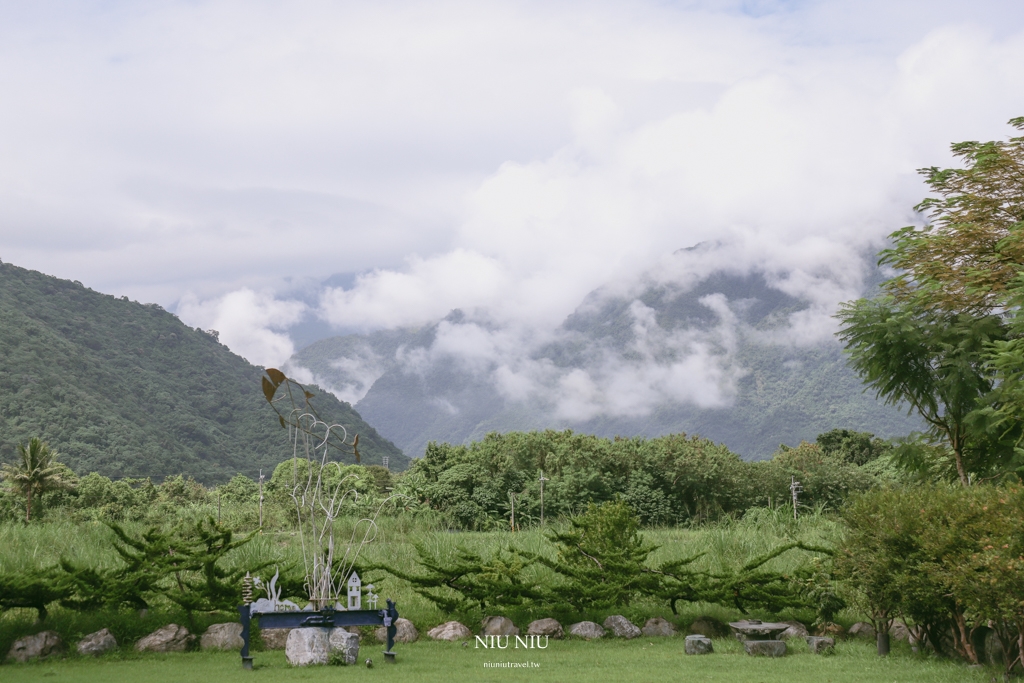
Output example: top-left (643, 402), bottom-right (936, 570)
top-left (7, 631), bottom-right (63, 663)
top-left (568, 621), bottom-right (606, 639)
top-left (848, 622), bottom-right (876, 639)
top-left (744, 640), bottom-right (787, 657)
top-left (200, 623), bottom-right (244, 651)
top-left (603, 615), bottom-right (641, 639)
top-left (427, 621), bottom-right (472, 641)
top-left (77, 628), bottom-right (117, 656)
top-left (526, 618), bottom-right (564, 639)
top-left (343, 626), bottom-right (362, 641)
top-left (779, 621), bottom-right (809, 640)
top-left (260, 628), bottom-right (291, 650)
top-left (373, 617), bottom-right (419, 643)
top-left (135, 624), bottom-right (195, 653)
top-left (684, 635), bottom-right (713, 655)
top-left (285, 627), bottom-right (331, 666)
top-left (481, 616), bottom-right (520, 637)
top-left (688, 616), bottom-right (730, 638)
top-left (328, 629), bottom-right (360, 665)
top-left (642, 617), bottom-right (677, 637)
top-left (806, 636), bottom-right (835, 654)
top-left (889, 621), bottom-right (910, 642)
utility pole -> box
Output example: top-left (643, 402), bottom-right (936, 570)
top-left (509, 490), bottom-right (515, 532)
top-left (382, 456), bottom-right (389, 471)
top-left (790, 476), bottom-right (802, 520)
top-left (259, 469), bottom-right (265, 531)
top-left (218, 489), bottom-right (222, 524)
top-left (538, 471), bottom-right (549, 527)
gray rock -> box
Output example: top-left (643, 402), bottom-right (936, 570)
top-left (889, 621), bottom-right (910, 641)
top-left (779, 621), bottom-right (809, 640)
top-left (7, 631), bottom-right (63, 663)
top-left (848, 622), bottom-right (876, 639)
top-left (135, 624), bottom-right (195, 653)
top-left (77, 628), bottom-right (117, 656)
top-left (427, 621), bottom-right (472, 641)
top-left (688, 617), bottom-right (730, 638)
top-left (806, 636), bottom-right (835, 654)
top-left (260, 628), bottom-right (291, 650)
top-left (744, 639), bottom-right (787, 657)
top-left (285, 628), bottom-right (331, 666)
top-left (374, 617), bottom-right (419, 643)
top-left (568, 621), bottom-right (606, 639)
top-left (481, 616), bottom-right (520, 637)
top-left (603, 615), bottom-right (641, 639)
top-left (641, 617), bottom-right (677, 637)
top-left (200, 623), bottom-right (244, 651)
top-left (343, 626), bottom-right (362, 641)
top-left (684, 635), bottom-right (713, 654)
top-left (526, 618), bottom-right (564, 639)
top-left (329, 629), bottom-right (359, 665)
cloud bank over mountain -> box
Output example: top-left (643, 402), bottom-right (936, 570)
top-left (3, 1), bottom-right (1024, 430)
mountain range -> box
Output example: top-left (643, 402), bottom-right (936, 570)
top-left (291, 253), bottom-right (922, 459)
top-left (0, 261), bottom-right (408, 482)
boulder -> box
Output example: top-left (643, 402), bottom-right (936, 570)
top-left (135, 624), bottom-right (195, 653)
top-left (7, 631), bottom-right (63, 663)
top-left (685, 635), bottom-right (713, 654)
top-left (374, 617), bottom-right (419, 643)
top-left (779, 621), bottom-right (809, 640)
top-left (260, 628), bottom-right (291, 650)
top-left (77, 628), bottom-right (117, 656)
top-left (285, 628), bottom-right (331, 666)
top-left (568, 621), bottom-right (606, 639)
top-left (744, 640), bottom-right (786, 657)
top-left (200, 623), bottom-right (244, 651)
top-left (526, 618), bottom-right (564, 639)
top-left (481, 616), bottom-right (519, 637)
top-left (806, 636), bottom-right (835, 655)
top-left (603, 615), bottom-right (641, 639)
top-left (848, 622), bottom-right (876, 640)
top-left (427, 621), bottom-right (472, 641)
top-left (329, 629), bottom-right (359, 665)
top-left (641, 617), bottom-right (677, 637)
top-left (688, 616), bottom-right (731, 638)
top-left (889, 622), bottom-right (910, 642)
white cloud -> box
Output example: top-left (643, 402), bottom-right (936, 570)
top-left (2, 1), bottom-right (1024, 420)
top-left (176, 289), bottom-right (305, 368)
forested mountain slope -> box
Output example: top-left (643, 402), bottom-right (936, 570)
top-left (0, 262), bottom-right (407, 481)
top-left (293, 267), bottom-right (922, 460)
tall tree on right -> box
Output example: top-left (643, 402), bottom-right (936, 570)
top-left (837, 118), bottom-right (1024, 485)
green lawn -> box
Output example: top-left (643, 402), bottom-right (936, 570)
top-left (1, 638), bottom-right (988, 683)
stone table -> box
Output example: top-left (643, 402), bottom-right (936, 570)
top-left (728, 620), bottom-right (788, 657)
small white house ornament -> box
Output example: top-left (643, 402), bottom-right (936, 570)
top-left (347, 571), bottom-right (362, 610)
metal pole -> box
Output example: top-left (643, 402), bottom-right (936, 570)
top-left (539, 471), bottom-right (549, 527)
top-left (218, 489), bottom-right (222, 524)
top-left (509, 491), bottom-right (515, 532)
top-left (259, 469), bottom-right (265, 531)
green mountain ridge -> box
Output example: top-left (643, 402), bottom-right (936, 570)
top-left (292, 268), bottom-right (923, 459)
top-left (0, 261), bottom-right (408, 482)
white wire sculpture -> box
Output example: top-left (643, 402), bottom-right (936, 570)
top-left (262, 368), bottom-right (404, 611)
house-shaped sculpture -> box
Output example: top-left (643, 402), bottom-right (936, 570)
top-left (347, 571), bottom-right (362, 610)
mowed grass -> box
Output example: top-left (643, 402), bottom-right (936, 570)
top-left (0, 638), bottom-right (989, 683)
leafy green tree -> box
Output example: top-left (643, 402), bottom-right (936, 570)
top-left (816, 429), bottom-right (890, 466)
top-left (0, 437), bottom-right (73, 521)
top-left (837, 299), bottom-right (1009, 486)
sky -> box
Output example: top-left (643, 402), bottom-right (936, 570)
top-left (3, 0), bottom-right (1024, 378)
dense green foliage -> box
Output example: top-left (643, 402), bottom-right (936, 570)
top-left (403, 429), bottom-right (893, 530)
top-left (0, 262), bottom-right (407, 482)
top-left (837, 485), bottom-right (1024, 672)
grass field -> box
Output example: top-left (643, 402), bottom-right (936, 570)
top-left (0, 637), bottom-right (990, 683)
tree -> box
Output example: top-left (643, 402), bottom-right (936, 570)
top-left (0, 437), bottom-right (72, 521)
top-left (836, 300), bottom-right (1009, 486)
top-left (881, 117), bottom-right (1024, 315)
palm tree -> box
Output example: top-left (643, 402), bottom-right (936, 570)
top-left (0, 438), bottom-right (70, 522)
